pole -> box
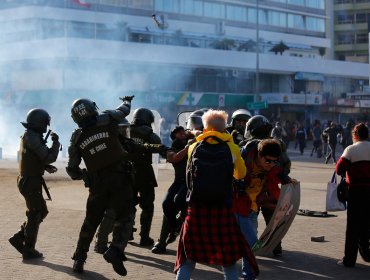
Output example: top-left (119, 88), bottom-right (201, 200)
top-left (255, 0), bottom-right (260, 103)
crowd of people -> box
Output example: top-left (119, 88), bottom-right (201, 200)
top-left (8, 98), bottom-right (370, 279)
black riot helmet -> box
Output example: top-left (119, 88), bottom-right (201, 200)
top-left (118, 118), bottom-right (131, 138)
top-left (21, 108), bottom-right (51, 133)
top-left (244, 115), bottom-right (273, 140)
top-left (186, 109), bottom-right (207, 130)
top-left (71, 98), bottom-right (99, 127)
top-left (132, 108), bottom-right (154, 126)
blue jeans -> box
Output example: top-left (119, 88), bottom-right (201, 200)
top-left (176, 260), bottom-right (239, 280)
top-left (235, 212), bottom-right (258, 280)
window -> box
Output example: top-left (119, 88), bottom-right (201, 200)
top-left (204, 2), bottom-right (225, 19)
top-left (127, 0), bottom-right (153, 9)
top-left (356, 32), bottom-right (368, 44)
top-left (288, 14), bottom-right (305, 29)
top-left (268, 11), bottom-right (286, 27)
top-left (356, 13), bottom-right (367, 23)
top-left (226, 5), bottom-right (247, 22)
top-left (259, 9), bottom-right (268, 25)
top-left (306, 0), bottom-right (325, 9)
top-left (306, 17), bottom-right (325, 32)
top-left (179, 0), bottom-right (203, 16)
top-left (248, 7), bottom-right (257, 23)
top-left (337, 33), bottom-right (355, 44)
top-left (337, 13), bottom-right (354, 24)
top-left (100, 0), bottom-right (127, 6)
top-left (154, 0), bottom-right (179, 13)
top-left (67, 21), bottom-right (95, 39)
top-left (287, 0), bottom-right (304, 6)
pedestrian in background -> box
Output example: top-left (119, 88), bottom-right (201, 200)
top-left (336, 123), bottom-right (370, 267)
top-left (324, 122), bottom-right (339, 164)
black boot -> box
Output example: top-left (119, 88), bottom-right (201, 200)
top-left (151, 241), bottom-right (167, 254)
top-left (103, 246), bottom-right (127, 276)
top-left (73, 259), bottom-right (85, 273)
top-left (22, 247), bottom-right (43, 260)
top-left (8, 231), bottom-right (25, 254)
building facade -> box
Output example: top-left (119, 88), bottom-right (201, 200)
top-left (0, 0), bottom-right (368, 137)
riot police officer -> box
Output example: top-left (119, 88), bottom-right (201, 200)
top-left (66, 96), bottom-right (134, 276)
top-left (227, 109), bottom-right (252, 145)
top-left (9, 108), bottom-right (60, 259)
top-left (127, 108), bottom-right (162, 246)
top-left (94, 118), bottom-right (168, 253)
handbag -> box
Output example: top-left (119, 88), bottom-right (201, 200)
top-left (326, 171), bottom-right (346, 211)
top-left (337, 175), bottom-right (348, 203)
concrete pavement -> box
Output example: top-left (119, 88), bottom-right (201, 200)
top-left (0, 148), bottom-right (369, 279)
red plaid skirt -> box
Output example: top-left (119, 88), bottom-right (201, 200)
top-left (175, 203), bottom-right (259, 276)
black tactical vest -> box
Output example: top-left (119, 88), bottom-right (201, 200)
top-left (77, 123), bottom-right (126, 172)
top-left (19, 135), bottom-right (45, 176)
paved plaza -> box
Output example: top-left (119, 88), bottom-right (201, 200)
top-left (0, 147), bottom-right (369, 279)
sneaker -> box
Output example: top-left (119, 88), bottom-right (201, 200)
top-left (22, 247), bottom-right (43, 260)
top-left (94, 244), bottom-right (108, 254)
top-left (139, 236), bottom-right (154, 247)
top-left (73, 259), bottom-right (85, 273)
top-left (151, 242), bottom-right (167, 254)
top-left (103, 247), bottom-right (127, 276)
top-left (8, 234), bottom-right (24, 254)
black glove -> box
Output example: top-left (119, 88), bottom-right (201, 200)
top-left (45, 164), bottom-right (58, 174)
top-left (159, 145), bottom-right (169, 158)
top-left (120, 95), bottom-right (135, 102)
top-left (51, 132), bottom-right (59, 142)
top-left (81, 168), bottom-right (91, 188)
top-left (234, 179), bottom-right (246, 197)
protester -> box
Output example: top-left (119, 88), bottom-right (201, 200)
top-left (175, 109), bottom-right (259, 280)
top-left (336, 123), bottom-right (370, 267)
top-left (243, 115), bottom-right (292, 257)
top-left (295, 124), bottom-right (306, 155)
top-left (66, 97), bottom-right (134, 276)
top-left (234, 138), bottom-right (287, 279)
top-left (311, 120), bottom-right (322, 158)
top-left (9, 108), bottom-right (60, 259)
top-left (323, 122), bottom-right (339, 164)
top-left (271, 121), bottom-right (287, 142)
top-left (152, 126), bottom-right (190, 254)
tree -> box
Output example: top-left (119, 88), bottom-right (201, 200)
top-left (237, 39), bottom-right (256, 52)
top-left (319, 47), bottom-right (326, 58)
top-left (270, 41), bottom-right (289, 55)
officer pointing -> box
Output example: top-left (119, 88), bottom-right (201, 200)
top-left (66, 96), bottom-right (134, 276)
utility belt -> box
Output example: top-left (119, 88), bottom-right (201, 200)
top-left (18, 175), bottom-right (52, 201)
top-left (83, 160), bottom-right (135, 188)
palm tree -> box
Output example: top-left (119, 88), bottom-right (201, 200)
top-left (270, 41), bottom-right (289, 55)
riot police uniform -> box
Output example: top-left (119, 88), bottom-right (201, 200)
top-left (66, 97), bottom-right (134, 276)
top-left (127, 108), bottom-right (162, 246)
top-left (94, 118), bottom-right (168, 253)
top-left (226, 109), bottom-right (252, 146)
top-left (9, 108), bottom-right (60, 259)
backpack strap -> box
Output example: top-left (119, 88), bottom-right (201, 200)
top-left (202, 135), bottom-right (227, 144)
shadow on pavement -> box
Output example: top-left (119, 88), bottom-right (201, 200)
top-left (24, 259), bottom-right (110, 280)
top-left (257, 250), bottom-right (370, 280)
